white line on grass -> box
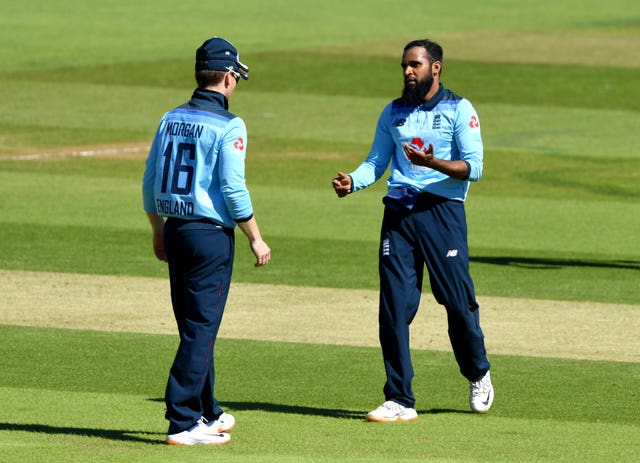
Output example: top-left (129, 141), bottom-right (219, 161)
top-left (1, 145), bottom-right (150, 161)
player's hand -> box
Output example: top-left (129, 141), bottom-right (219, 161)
top-left (152, 231), bottom-right (167, 262)
top-left (332, 171), bottom-right (352, 197)
top-left (403, 142), bottom-right (435, 167)
top-left (251, 240), bottom-right (271, 268)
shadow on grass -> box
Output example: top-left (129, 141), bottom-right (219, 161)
top-left (149, 397), bottom-right (367, 420)
top-left (0, 422), bottom-right (162, 444)
top-left (471, 256), bottom-right (639, 270)
top-left (223, 401), bottom-right (366, 420)
top-left (223, 401), bottom-right (470, 419)
top-left (147, 398), bottom-right (470, 420)
top-left (422, 408), bottom-right (470, 415)
top-left (1, 408), bottom-right (470, 444)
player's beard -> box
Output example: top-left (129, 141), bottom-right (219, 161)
top-left (401, 72), bottom-right (434, 106)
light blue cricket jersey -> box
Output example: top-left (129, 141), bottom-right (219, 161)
top-left (350, 84), bottom-right (483, 202)
top-left (142, 89), bottom-right (253, 228)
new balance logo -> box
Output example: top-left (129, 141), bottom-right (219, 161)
top-left (446, 249), bottom-right (458, 257)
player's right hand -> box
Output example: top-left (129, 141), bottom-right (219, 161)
top-left (332, 171), bottom-right (352, 198)
top-left (152, 231), bottom-right (167, 262)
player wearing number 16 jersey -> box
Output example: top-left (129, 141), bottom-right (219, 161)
top-left (144, 85), bottom-right (252, 228)
top-left (142, 36), bottom-right (270, 445)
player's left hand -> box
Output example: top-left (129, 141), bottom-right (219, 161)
top-left (251, 239), bottom-right (271, 267)
top-left (403, 142), bottom-right (435, 167)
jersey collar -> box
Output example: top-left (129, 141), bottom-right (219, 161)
top-left (421, 83), bottom-right (444, 111)
top-left (189, 88), bottom-right (229, 111)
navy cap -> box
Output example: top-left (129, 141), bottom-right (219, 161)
top-left (195, 37), bottom-right (249, 80)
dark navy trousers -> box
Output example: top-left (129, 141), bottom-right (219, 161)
top-left (378, 193), bottom-right (490, 408)
top-left (163, 218), bottom-right (235, 434)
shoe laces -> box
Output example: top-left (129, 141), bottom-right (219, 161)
top-left (470, 374), bottom-right (491, 397)
top-left (196, 417), bottom-right (209, 426)
top-left (382, 400), bottom-right (405, 411)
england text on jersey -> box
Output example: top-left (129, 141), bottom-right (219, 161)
top-left (156, 198), bottom-right (195, 216)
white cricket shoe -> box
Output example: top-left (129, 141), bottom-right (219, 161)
top-left (166, 417), bottom-right (231, 445)
top-left (366, 400), bottom-right (418, 422)
top-left (469, 370), bottom-right (494, 413)
top-left (207, 412), bottom-right (236, 433)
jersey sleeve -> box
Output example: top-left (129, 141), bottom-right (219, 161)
top-left (350, 104), bottom-right (394, 192)
top-left (455, 99), bottom-right (483, 182)
top-left (218, 117), bottom-right (254, 222)
top-left (141, 118), bottom-right (165, 212)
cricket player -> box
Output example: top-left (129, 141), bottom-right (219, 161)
top-left (142, 36), bottom-right (270, 445)
top-left (332, 38), bottom-right (493, 422)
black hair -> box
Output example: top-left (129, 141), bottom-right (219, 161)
top-left (403, 39), bottom-right (443, 64)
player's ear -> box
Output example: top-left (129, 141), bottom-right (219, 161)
top-left (224, 71), bottom-right (234, 87)
top-left (432, 60), bottom-right (442, 77)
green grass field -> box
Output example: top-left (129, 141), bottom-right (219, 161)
top-left (1, 1), bottom-right (639, 461)
top-left (3, 326), bottom-right (639, 462)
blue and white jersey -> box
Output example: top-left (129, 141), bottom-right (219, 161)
top-left (142, 89), bottom-right (253, 228)
top-left (350, 84), bottom-right (483, 201)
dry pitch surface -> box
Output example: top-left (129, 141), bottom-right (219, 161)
top-left (1, 269), bottom-right (638, 363)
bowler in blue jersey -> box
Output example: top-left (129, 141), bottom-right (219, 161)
top-left (143, 36), bottom-right (271, 445)
top-left (332, 39), bottom-right (494, 422)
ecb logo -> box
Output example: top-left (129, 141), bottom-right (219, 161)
top-left (432, 114), bottom-right (441, 129)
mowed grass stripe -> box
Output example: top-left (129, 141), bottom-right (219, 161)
top-left (2, 384), bottom-right (638, 463)
top-left (1, 77), bottom-right (636, 159)
top-left (1, 325), bottom-right (638, 425)
top-left (0, 221), bottom-right (637, 303)
top-left (4, 53), bottom-right (639, 111)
